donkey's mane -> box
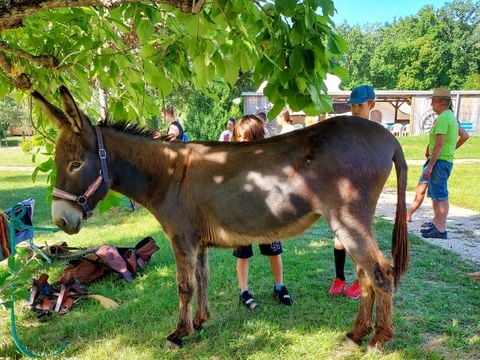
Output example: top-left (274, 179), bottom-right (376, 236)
top-left (97, 119), bottom-right (160, 139)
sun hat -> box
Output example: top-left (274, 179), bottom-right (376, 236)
top-left (431, 87), bottom-right (451, 98)
top-left (348, 85), bottom-right (375, 104)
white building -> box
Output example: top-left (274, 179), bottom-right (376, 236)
top-left (242, 75), bottom-right (480, 135)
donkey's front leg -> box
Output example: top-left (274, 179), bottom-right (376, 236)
top-left (193, 247), bottom-right (210, 330)
top-left (166, 243), bottom-right (198, 348)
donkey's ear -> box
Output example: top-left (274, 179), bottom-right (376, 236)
top-left (59, 86), bottom-right (91, 134)
top-left (31, 90), bottom-right (70, 128)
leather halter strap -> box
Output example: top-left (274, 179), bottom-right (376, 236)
top-left (52, 126), bottom-right (110, 218)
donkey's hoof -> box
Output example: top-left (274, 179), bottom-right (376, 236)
top-left (367, 343), bottom-right (384, 354)
top-left (344, 337), bottom-right (360, 347)
top-left (165, 339), bottom-right (182, 349)
top-left (344, 332), bottom-right (362, 347)
top-left (165, 335), bottom-right (183, 349)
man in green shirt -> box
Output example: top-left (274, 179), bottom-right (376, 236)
top-left (421, 87), bottom-right (458, 239)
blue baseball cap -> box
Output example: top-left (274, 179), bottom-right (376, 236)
top-left (348, 85), bottom-right (375, 104)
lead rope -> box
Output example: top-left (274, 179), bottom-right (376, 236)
top-left (3, 206), bottom-right (67, 358)
top-left (10, 290), bottom-right (68, 358)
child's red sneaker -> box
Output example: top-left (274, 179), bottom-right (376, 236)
top-left (328, 278), bottom-right (346, 296)
top-left (343, 280), bottom-right (361, 299)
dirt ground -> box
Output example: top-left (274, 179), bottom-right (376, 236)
top-left (376, 188), bottom-right (480, 266)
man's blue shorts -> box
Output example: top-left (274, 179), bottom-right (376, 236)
top-left (427, 159), bottom-right (453, 201)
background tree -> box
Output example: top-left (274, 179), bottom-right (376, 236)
top-left (463, 74), bottom-right (480, 89)
top-left (337, 0), bottom-right (480, 90)
top-left (0, 97), bottom-right (29, 131)
top-left (154, 71), bottom-right (251, 140)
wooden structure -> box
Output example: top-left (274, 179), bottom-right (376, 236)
top-left (243, 89), bottom-right (480, 135)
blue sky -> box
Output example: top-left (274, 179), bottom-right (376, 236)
top-left (332, 0), bottom-right (451, 26)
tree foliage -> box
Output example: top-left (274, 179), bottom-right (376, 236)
top-left (0, 0), bottom-right (346, 125)
top-left (337, 0), bottom-right (480, 90)
top-left (0, 96), bottom-right (28, 128)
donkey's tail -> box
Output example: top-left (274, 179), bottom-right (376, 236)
top-left (391, 142), bottom-right (409, 288)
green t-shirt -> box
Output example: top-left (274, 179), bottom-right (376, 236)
top-left (428, 109), bottom-right (458, 163)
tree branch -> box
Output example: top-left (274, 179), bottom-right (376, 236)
top-left (0, 53), bottom-right (32, 91)
top-left (0, 0), bottom-right (205, 30)
top-left (0, 41), bottom-right (59, 68)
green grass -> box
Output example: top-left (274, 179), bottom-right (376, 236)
top-left (1, 141), bottom-right (479, 359)
top-left (0, 142), bottom-right (49, 167)
top-left (396, 135), bottom-right (480, 160)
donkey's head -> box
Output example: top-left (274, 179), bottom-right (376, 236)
top-left (31, 86), bottom-right (110, 234)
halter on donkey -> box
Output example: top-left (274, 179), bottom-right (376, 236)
top-left (32, 86), bottom-right (409, 351)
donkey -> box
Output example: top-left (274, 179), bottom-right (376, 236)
top-left (32, 86), bottom-right (409, 351)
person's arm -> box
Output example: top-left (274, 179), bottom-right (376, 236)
top-left (456, 124), bottom-right (469, 149)
top-left (167, 123), bottom-right (180, 141)
top-left (423, 134), bottom-right (445, 180)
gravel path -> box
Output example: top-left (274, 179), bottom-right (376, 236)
top-left (377, 188), bottom-right (480, 265)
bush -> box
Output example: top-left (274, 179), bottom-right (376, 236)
top-left (21, 139), bottom-right (33, 153)
top-left (184, 86), bottom-right (241, 141)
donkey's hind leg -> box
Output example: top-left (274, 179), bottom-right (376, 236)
top-left (349, 255), bottom-right (395, 350)
top-left (193, 247), bottom-right (210, 330)
top-left (345, 267), bottom-right (375, 345)
top-left (333, 220), bottom-right (395, 349)
top-left (166, 241), bottom-right (198, 348)
top-left (368, 260), bottom-right (395, 351)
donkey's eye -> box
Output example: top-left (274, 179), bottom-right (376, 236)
top-left (69, 161), bottom-right (82, 172)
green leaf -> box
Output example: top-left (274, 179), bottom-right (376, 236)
top-left (144, 60), bottom-right (163, 85)
top-left (37, 157), bottom-right (55, 172)
top-left (263, 82), bottom-right (282, 103)
top-left (289, 48), bottom-right (305, 73)
top-left (328, 33), bottom-right (347, 54)
top-left (7, 255), bottom-right (16, 273)
top-left (305, 5), bottom-right (316, 30)
top-left (330, 66), bottom-right (349, 81)
top-left (98, 191), bottom-right (124, 214)
top-left (3, 300), bottom-right (14, 310)
top-left (289, 93), bottom-right (312, 111)
top-left (109, 60), bottom-right (119, 80)
top-left (157, 76), bottom-right (173, 98)
top-left (0, 77), bottom-right (11, 99)
top-left (318, 0), bottom-right (335, 16)
top-left (276, 0), bottom-right (297, 16)
top-left (268, 99), bottom-right (286, 119)
top-left (295, 76), bottom-right (308, 92)
top-left (223, 60), bottom-right (239, 86)
top-left (184, 15), bottom-right (201, 37)
top-left (303, 94), bottom-right (332, 114)
top-left (136, 19), bottom-right (155, 45)
top-left (139, 45), bottom-right (159, 59)
top-left (0, 269), bottom-right (10, 286)
top-left (289, 23), bottom-right (305, 46)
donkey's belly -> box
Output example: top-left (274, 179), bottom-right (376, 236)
top-left (206, 212), bottom-right (321, 248)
